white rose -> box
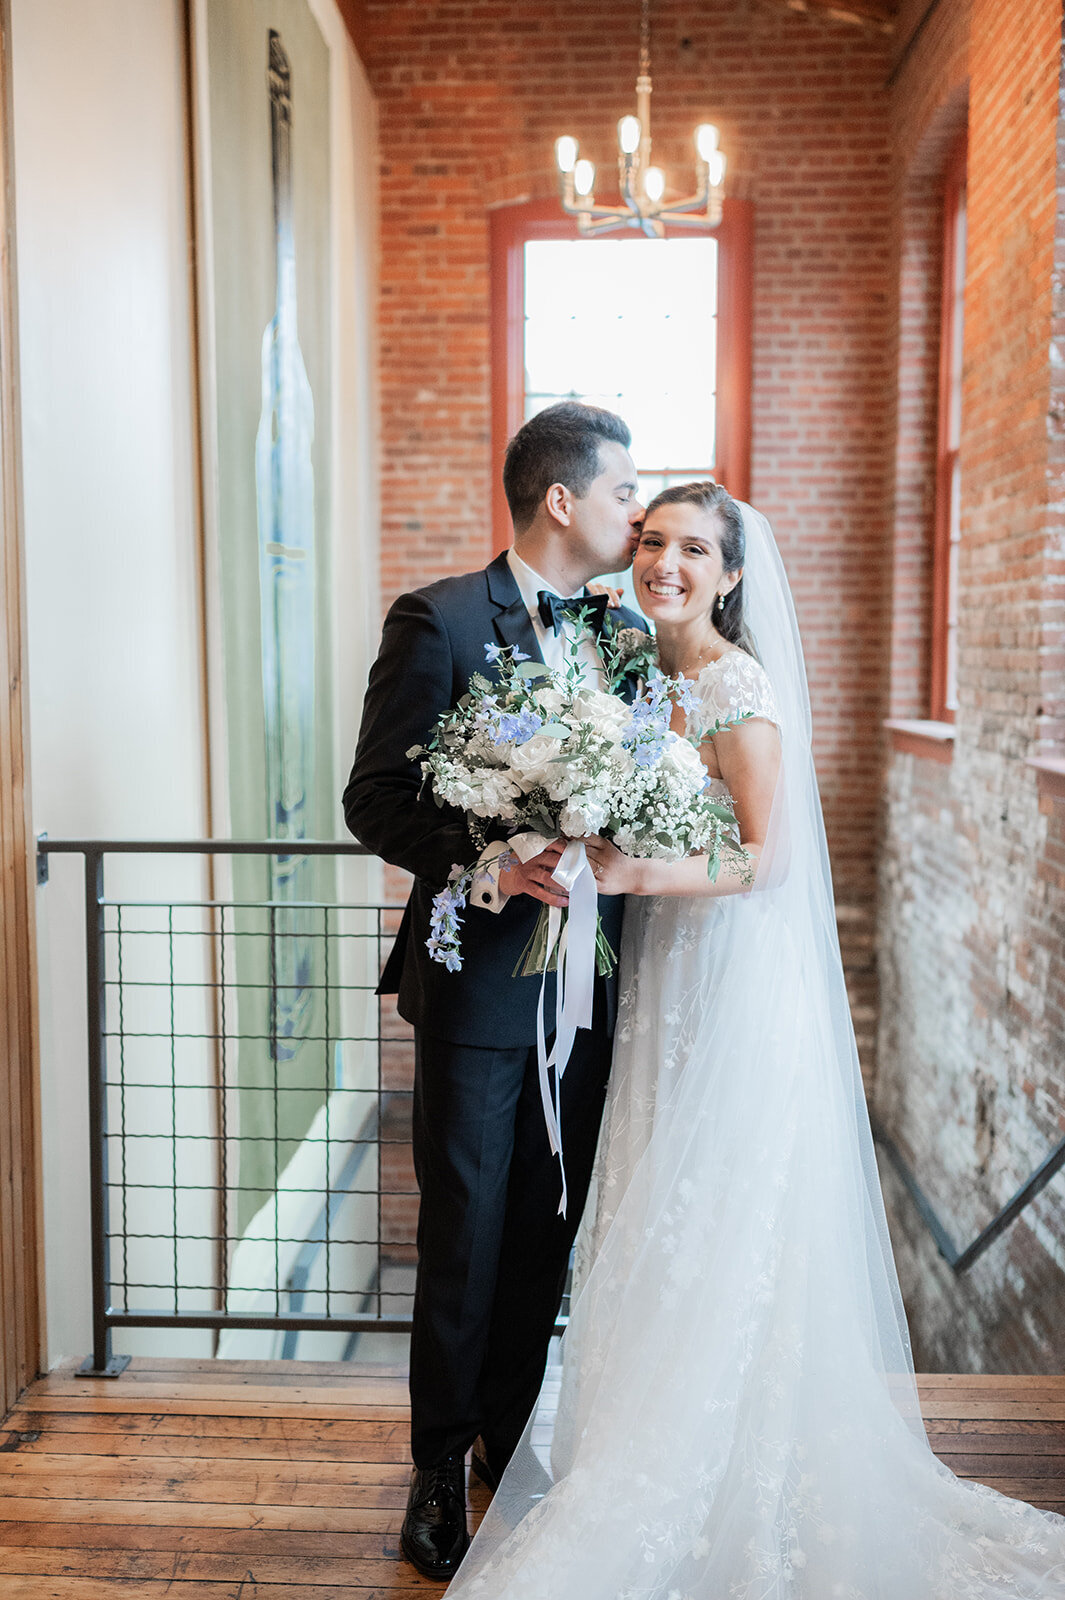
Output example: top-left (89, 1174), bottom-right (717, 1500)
top-left (532, 686), bottom-right (566, 715)
top-left (508, 732), bottom-right (562, 785)
top-left (573, 686), bottom-right (630, 734)
top-left (661, 733), bottom-right (707, 781)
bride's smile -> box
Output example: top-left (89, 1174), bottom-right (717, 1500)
top-left (633, 498), bottom-right (743, 675)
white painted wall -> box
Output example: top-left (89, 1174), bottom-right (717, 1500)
top-left (13, 0), bottom-right (211, 1366)
top-left (12, 0), bottom-right (380, 1367)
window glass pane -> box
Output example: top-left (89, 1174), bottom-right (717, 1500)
top-left (948, 189), bottom-right (966, 448)
top-left (946, 193), bottom-right (965, 712)
top-left (945, 619), bottom-right (959, 714)
top-left (524, 238), bottom-right (718, 471)
top-left (936, 157), bottom-right (966, 720)
top-left (946, 530), bottom-right (960, 711)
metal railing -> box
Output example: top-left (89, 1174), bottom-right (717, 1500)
top-left (37, 838), bottom-right (417, 1376)
top-left (871, 1116), bottom-right (1065, 1275)
top-left (40, 836), bottom-right (1060, 1376)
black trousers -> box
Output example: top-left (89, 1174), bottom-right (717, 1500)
top-left (408, 997), bottom-right (612, 1469)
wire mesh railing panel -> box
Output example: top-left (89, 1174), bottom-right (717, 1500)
top-left (40, 841), bottom-right (417, 1369)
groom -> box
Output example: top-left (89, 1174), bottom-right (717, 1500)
top-left (343, 401), bottom-right (644, 1580)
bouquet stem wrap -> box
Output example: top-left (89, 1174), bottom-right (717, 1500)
top-left (534, 839), bottom-right (598, 1219)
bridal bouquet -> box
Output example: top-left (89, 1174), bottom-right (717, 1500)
top-left (407, 615), bottom-right (748, 975)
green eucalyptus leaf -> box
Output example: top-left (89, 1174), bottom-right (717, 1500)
top-left (704, 802), bottom-right (740, 824)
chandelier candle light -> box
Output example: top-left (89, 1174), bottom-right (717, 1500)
top-left (554, 0), bottom-right (726, 238)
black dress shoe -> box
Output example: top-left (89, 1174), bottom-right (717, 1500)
top-left (400, 1456), bottom-right (469, 1581)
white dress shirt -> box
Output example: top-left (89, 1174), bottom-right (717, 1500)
top-left (471, 548), bottom-right (606, 913)
top-left (504, 547), bottom-right (607, 689)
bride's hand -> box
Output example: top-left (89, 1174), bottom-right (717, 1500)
top-left (583, 835), bottom-right (640, 896)
top-left (586, 582), bottom-right (625, 609)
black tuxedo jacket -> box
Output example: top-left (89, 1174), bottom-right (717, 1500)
top-left (343, 551), bottom-right (644, 1047)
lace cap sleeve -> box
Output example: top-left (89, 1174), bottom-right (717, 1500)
top-left (690, 650), bottom-right (781, 735)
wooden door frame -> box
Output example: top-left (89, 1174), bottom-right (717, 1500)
top-left (0, 0), bottom-right (44, 1418)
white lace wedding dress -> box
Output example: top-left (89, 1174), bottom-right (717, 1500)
top-left (446, 509), bottom-right (1065, 1599)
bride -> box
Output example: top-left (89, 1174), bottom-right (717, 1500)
top-left (445, 482), bottom-right (1065, 1598)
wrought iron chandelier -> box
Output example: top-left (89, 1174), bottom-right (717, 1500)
top-left (554, 0), bottom-right (726, 238)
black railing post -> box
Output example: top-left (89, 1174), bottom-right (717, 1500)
top-left (79, 847), bottom-right (129, 1377)
top-left (872, 1115), bottom-right (1065, 1276)
top-left (953, 1136), bottom-right (1065, 1273)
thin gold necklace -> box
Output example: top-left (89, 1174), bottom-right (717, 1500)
top-left (662, 639), bottom-right (723, 679)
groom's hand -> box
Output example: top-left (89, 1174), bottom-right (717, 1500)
top-left (586, 582), bottom-right (625, 608)
top-left (498, 841), bottom-right (570, 907)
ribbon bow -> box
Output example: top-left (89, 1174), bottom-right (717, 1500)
top-left (537, 589), bottom-right (610, 636)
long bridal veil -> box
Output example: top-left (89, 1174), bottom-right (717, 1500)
top-left (447, 506), bottom-right (1065, 1598)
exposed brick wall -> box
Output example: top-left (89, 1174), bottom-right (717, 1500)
top-left (338, 0), bottom-right (1065, 1375)
top-left (877, 0), bottom-right (1065, 1372)
top-left (357, 0), bottom-right (896, 1082)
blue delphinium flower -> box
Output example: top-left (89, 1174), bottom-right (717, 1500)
top-left (484, 640), bottom-right (530, 665)
top-left (492, 707), bottom-right (542, 746)
top-left (676, 678), bottom-right (700, 716)
top-left (632, 739), bottom-right (665, 768)
top-left (624, 679), bottom-right (672, 759)
top-left (427, 867), bottom-right (470, 969)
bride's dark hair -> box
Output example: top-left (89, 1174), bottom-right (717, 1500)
top-left (643, 479), bottom-right (757, 658)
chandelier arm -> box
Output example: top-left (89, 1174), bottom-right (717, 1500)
top-left (577, 212), bottom-right (651, 236)
top-left (654, 211), bottom-right (722, 230)
top-left (561, 198), bottom-right (644, 222)
top-left (617, 160), bottom-right (644, 216)
top-left (658, 191), bottom-right (713, 217)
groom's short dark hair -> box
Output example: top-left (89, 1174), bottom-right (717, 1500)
top-left (503, 401), bottom-right (632, 532)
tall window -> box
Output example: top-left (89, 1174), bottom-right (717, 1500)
top-left (490, 200), bottom-right (752, 556)
top-left (524, 237), bottom-right (718, 509)
top-left (932, 136), bottom-right (966, 723)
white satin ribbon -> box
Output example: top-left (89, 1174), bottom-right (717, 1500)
top-left (535, 838), bottom-right (598, 1218)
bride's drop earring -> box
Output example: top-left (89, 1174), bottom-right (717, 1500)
top-left (717, 593), bottom-right (725, 612)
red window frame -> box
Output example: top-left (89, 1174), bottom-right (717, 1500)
top-left (930, 133), bottom-right (967, 725)
top-left (489, 198), bottom-right (754, 555)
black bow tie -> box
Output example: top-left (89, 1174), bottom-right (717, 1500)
top-left (536, 590), bottom-right (610, 636)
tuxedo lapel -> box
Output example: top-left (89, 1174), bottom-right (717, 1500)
top-left (485, 550), bottom-right (544, 664)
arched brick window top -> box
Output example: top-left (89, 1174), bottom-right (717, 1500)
top-left (489, 198), bottom-right (754, 554)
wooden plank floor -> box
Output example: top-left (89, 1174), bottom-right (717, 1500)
top-left (0, 1361), bottom-right (1062, 1596)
